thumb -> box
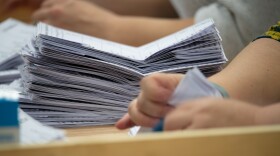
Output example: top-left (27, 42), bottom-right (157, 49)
top-left (115, 113), bottom-right (136, 130)
top-left (141, 73), bottom-right (183, 103)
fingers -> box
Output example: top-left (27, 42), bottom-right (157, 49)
top-left (164, 106), bottom-right (193, 131)
top-left (116, 73), bottom-right (182, 129)
top-left (33, 0), bottom-right (67, 22)
top-left (140, 73), bottom-right (183, 103)
top-left (116, 95), bottom-right (173, 129)
top-left (134, 73), bottom-right (181, 118)
top-left (116, 99), bottom-right (161, 129)
top-left (32, 8), bottom-right (50, 21)
top-left (32, 4), bottom-right (64, 23)
top-left (116, 73), bottom-right (183, 130)
top-left (164, 98), bottom-right (218, 131)
top-left (129, 99), bottom-right (160, 127)
top-left (41, 0), bottom-right (67, 8)
top-left (164, 98), bottom-right (239, 131)
top-left (115, 113), bottom-right (135, 130)
top-left (41, 0), bottom-right (56, 8)
top-left (137, 92), bottom-right (174, 118)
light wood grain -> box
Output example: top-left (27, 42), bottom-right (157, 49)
top-left (65, 125), bottom-right (128, 137)
top-left (1, 125), bottom-right (280, 156)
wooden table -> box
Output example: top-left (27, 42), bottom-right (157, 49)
top-left (65, 125), bottom-right (128, 137)
top-left (1, 125), bottom-right (280, 156)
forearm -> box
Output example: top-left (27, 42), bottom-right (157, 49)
top-left (208, 39), bottom-right (280, 105)
top-left (88, 0), bottom-right (178, 17)
top-left (256, 103), bottom-right (280, 125)
top-left (106, 17), bottom-right (194, 46)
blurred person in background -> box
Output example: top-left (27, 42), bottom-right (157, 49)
top-left (1, 0), bottom-right (279, 62)
top-left (116, 22), bottom-right (280, 131)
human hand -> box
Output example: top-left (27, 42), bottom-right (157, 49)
top-left (32, 0), bottom-right (117, 39)
top-left (0, 0), bottom-right (43, 11)
top-left (163, 98), bottom-right (260, 131)
top-left (115, 73), bottom-right (184, 129)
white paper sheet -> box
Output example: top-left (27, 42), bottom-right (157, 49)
top-left (0, 19), bottom-right (34, 67)
top-left (19, 109), bottom-right (65, 145)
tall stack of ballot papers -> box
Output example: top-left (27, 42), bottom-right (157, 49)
top-left (0, 19), bottom-right (34, 84)
top-left (19, 19), bottom-right (227, 128)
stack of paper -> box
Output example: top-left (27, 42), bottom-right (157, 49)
top-left (19, 19), bottom-right (227, 127)
top-left (19, 109), bottom-right (65, 145)
top-left (0, 70), bottom-right (20, 84)
top-left (0, 19), bottom-right (35, 84)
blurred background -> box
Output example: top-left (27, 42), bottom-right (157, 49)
top-left (0, 3), bottom-right (34, 23)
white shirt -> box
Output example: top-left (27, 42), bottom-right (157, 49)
top-left (170, 0), bottom-right (280, 61)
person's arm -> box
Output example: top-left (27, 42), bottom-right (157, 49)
top-left (208, 38), bottom-right (280, 105)
top-left (88, 0), bottom-right (178, 18)
top-left (32, 0), bottom-right (194, 46)
top-left (1, 0), bottom-right (178, 18)
top-left (255, 102), bottom-right (280, 125)
top-left (116, 38), bottom-right (280, 129)
top-left (163, 98), bottom-right (280, 131)
top-left (109, 17), bottom-right (194, 46)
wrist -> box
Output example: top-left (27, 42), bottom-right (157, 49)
top-left (254, 104), bottom-right (280, 126)
top-left (254, 107), bottom-right (267, 126)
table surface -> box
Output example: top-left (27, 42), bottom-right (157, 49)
top-left (65, 125), bottom-right (129, 137)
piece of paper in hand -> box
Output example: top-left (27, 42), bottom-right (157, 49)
top-left (129, 67), bottom-right (223, 135)
top-left (168, 67), bottom-right (222, 106)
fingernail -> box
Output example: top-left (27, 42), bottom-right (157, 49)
top-left (153, 118), bottom-right (164, 132)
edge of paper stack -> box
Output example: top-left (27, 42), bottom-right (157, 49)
top-left (19, 18), bottom-right (227, 128)
top-left (0, 19), bottom-right (34, 84)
